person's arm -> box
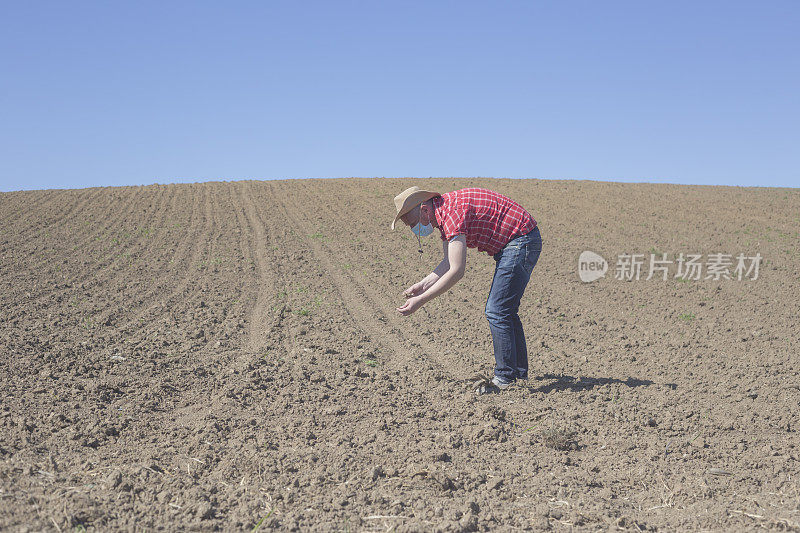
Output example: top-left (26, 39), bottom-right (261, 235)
top-left (418, 235), bottom-right (466, 303)
top-left (403, 239), bottom-right (450, 296)
top-left (397, 235), bottom-right (466, 316)
top-left (420, 238), bottom-right (451, 290)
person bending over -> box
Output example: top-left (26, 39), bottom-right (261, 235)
top-left (391, 186), bottom-right (542, 392)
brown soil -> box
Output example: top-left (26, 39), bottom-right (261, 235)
top-left (1, 178), bottom-right (798, 532)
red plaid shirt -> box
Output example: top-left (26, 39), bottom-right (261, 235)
top-left (432, 188), bottom-right (536, 256)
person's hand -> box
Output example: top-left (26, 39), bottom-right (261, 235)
top-left (397, 296), bottom-right (424, 316)
top-left (403, 281), bottom-right (426, 298)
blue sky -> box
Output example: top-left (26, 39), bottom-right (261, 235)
top-left (1, 1), bottom-right (798, 192)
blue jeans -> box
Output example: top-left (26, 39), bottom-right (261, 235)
top-left (485, 226), bottom-right (542, 384)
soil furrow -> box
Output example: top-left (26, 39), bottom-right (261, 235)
top-left (270, 188), bottom-right (433, 386)
top-left (268, 181), bottom-right (461, 380)
top-left (77, 183), bottom-right (182, 329)
top-left (96, 183), bottom-right (206, 330)
top-left (3, 187), bottom-right (106, 243)
top-left (0, 189), bottom-right (165, 328)
top-left (236, 182), bottom-right (282, 356)
top-left (113, 182), bottom-right (214, 335)
top-left (0, 185), bottom-right (156, 308)
top-left (0, 189), bottom-right (61, 233)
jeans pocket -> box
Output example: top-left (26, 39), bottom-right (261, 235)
top-left (524, 245), bottom-right (541, 273)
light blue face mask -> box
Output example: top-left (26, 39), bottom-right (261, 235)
top-left (412, 221), bottom-right (434, 237)
top-left (411, 205), bottom-right (434, 237)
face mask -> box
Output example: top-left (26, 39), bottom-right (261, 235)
top-left (411, 221), bottom-right (433, 237)
top-left (411, 207), bottom-right (434, 237)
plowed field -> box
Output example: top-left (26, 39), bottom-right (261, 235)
top-left (1, 178), bottom-right (798, 531)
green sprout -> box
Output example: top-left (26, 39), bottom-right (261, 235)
top-left (251, 507), bottom-right (275, 532)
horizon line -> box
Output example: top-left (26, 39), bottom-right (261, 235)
top-left (2, 175), bottom-right (798, 193)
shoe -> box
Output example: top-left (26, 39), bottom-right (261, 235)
top-left (475, 381), bottom-right (499, 395)
top-left (469, 373), bottom-right (513, 395)
top-left (491, 376), bottom-right (512, 390)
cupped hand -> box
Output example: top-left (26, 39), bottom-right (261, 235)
top-left (403, 282), bottom-right (425, 298)
top-left (397, 296), bottom-right (424, 316)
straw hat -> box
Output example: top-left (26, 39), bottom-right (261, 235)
top-left (391, 186), bottom-right (440, 230)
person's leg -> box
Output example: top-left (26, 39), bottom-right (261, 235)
top-left (485, 241), bottom-right (526, 384)
top-left (513, 228), bottom-right (543, 380)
